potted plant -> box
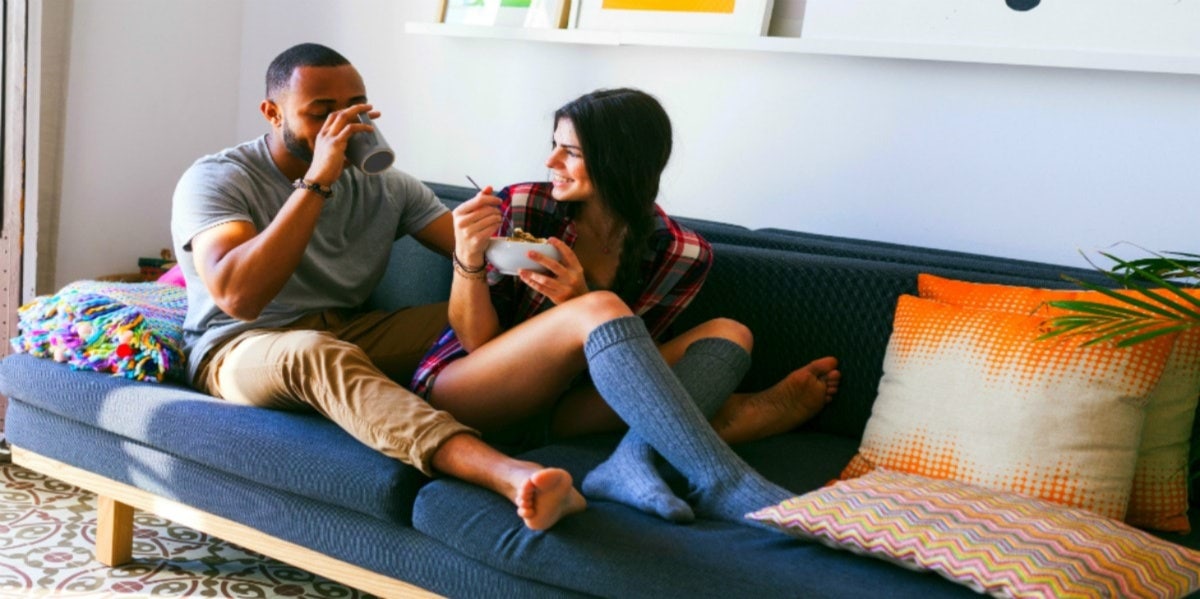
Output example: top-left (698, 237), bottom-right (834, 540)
top-left (1039, 248), bottom-right (1200, 485)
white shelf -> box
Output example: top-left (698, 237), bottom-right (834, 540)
top-left (405, 21), bottom-right (1200, 77)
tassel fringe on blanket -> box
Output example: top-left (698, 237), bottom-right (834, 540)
top-left (11, 280), bottom-right (188, 383)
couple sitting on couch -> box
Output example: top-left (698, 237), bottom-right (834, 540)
top-left (171, 42), bottom-right (839, 532)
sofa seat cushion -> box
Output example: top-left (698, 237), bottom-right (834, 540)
top-left (412, 432), bottom-right (980, 598)
top-left (6, 401), bottom-right (575, 598)
top-left (0, 353), bottom-right (427, 524)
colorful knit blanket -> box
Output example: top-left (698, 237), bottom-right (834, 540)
top-left (11, 280), bottom-right (188, 382)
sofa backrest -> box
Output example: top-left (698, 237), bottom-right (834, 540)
top-left (366, 236), bottom-right (452, 312)
top-left (364, 186), bottom-right (465, 312)
top-left (670, 243), bottom-right (1103, 441)
top-left (696, 224), bottom-right (1112, 287)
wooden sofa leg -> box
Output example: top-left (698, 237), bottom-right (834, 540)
top-left (96, 495), bottom-right (134, 566)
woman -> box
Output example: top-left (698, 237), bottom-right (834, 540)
top-left (413, 88), bottom-right (839, 525)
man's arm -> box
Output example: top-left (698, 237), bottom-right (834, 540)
top-left (191, 104), bottom-right (375, 321)
top-left (191, 188), bottom-right (328, 321)
top-left (410, 211), bottom-right (455, 257)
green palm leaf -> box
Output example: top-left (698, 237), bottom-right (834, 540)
top-left (1040, 251), bottom-right (1200, 345)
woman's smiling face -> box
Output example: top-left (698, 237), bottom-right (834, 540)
top-left (544, 118), bottom-right (595, 203)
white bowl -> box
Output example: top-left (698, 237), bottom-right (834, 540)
top-left (486, 237), bottom-right (561, 275)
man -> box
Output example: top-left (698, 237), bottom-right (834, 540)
top-left (170, 42), bottom-right (584, 531)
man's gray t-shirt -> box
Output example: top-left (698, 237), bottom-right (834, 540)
top-left (171, 135), bottom-right (447, 383)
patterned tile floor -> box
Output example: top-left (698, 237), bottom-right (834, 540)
top-left (0, 458), bottom-right (374, 598)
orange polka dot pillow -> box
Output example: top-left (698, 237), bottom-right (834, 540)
top-left (842, 293), bottom-right (1176, 520)
top-left (919, 273), bottom-right (1200, 533)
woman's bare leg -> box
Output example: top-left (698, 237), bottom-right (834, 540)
top-left (662, 320), bottom-right (840, 443)
top-left (713, 357), bottom-right (840, 445)
top-left (427, 291), bottom-right (634, 434)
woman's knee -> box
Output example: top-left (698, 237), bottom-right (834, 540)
top-left (566, 291), bottom-right (634, 328)
top-left (703, 318), bottom-right (754, 352)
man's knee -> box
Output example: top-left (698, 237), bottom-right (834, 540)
top-left (283, 329), bottom-right (361, 360)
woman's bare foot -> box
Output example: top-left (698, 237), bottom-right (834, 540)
top-left (515, 467), bottom-right (588, 531)
top-left (712, 356), bottom-right (840, 445)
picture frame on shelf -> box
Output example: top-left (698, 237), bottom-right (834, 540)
top-left (439, 0), bottom-right (572, 29)
top-left (574, 0), bottom-right (775, 36)
top-left (766, 0), bottom-right (803, 37)
top-left (801, 0), bottom-right (1200, 56)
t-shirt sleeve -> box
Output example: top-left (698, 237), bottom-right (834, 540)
top-left (391, 171), bottom-right (449, 239)
top-left (171, 159), bottom-right (255, 252)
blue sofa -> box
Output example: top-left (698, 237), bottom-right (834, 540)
top-left (2, 182), bottom-right (1196, 598)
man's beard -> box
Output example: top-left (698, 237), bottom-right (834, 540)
top-left (282, 117), bottom-right (314, 164)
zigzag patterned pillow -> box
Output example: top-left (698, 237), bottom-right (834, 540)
top-left (748, 470), bottom-right (1200, 599)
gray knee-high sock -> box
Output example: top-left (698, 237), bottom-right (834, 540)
top-left (582, 338), bottom-right (752, 522)
top-left (583, 317), bottom-right (793, 527)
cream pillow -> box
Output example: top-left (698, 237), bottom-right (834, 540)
top-left (919, 273), bottom-right (1200, 532)
top-left (842, 294), bottom-right (1175, 519)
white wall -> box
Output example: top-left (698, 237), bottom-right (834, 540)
top-left (46, 0), bottom-right (1200, 290)
top-left (50, 0), bottom-right (244, 288)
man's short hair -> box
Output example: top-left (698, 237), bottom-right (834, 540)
top-left (265, 43), bottom-right (351, 99)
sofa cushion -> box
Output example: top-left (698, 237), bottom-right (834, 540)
top-left (412, 432), bottom-right (981, 598)
top-left (918, 273), bottom-right (1200, 533)
top-left (748, 470), bottom-right (1200, 599)
top-left (842, 294), bottom-right (1172, 520)
top-left (0, 354), bottom-right (427, 524)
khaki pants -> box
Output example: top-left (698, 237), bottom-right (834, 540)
top-left (195, 302), bottom-right (476, 475)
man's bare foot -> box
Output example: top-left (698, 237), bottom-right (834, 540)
top-left (713, 356), bottom-right (840, 445)
top-left (515, 467), bottom-right (587, 531)
top-left (430, 434), bottom-right (586, 530)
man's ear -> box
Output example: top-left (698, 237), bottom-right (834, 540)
top-left (261, 99), bottom-right (282, 127)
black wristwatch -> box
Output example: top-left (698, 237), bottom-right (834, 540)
top-left (293, 178), bottom-right (333, 199)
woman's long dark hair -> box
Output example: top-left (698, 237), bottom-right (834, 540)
top-left (554, 88), bottom-right (673, 303)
